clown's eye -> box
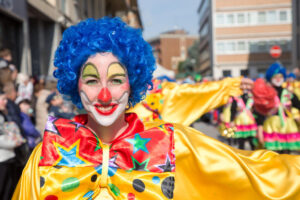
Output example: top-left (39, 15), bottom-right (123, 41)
top-left (111, 78), bottom-right (123, 85)
top-left (86, 79), bottom-right (98, 85)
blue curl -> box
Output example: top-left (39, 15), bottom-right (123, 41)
top-left (53, 17), bottom-right (156, 108)
top-left (265, 62), bottom-right (286, 82)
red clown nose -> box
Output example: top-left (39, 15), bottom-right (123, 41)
top-left (97, 87), bottom-right (112, 104)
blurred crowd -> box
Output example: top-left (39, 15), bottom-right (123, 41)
top-left (0, 48), bottom-right (76, 199)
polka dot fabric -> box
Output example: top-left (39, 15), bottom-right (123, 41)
top-left (39, 113), bottom-right (175, 199)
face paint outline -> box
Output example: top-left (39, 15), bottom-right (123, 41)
top-left (78, 53), bottom-right (130, 127)
top-left (81, 62), bottom-right (101, 86)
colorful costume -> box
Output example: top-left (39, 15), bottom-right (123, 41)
top-left (218, 97), bottom-right (235, 138)
top-left (226, 92), bottom-right (257, 150)
top-left (262, 87), bottom-right (300, 150)
top-left (12, 17), bottom-right (300, 200)
top-left (129, 78), bottom-right (242, 126)
top-left (13, 113), bottom-right (300, 200)
top-left (255, 63), bottom-right (300, 151)
top-left (232, 93), bottom-right (257, 138)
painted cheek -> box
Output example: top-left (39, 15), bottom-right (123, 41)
top-left (111, 83), bottom-right (130, 99)
top-left (120, 82), bottom-right (130, 91)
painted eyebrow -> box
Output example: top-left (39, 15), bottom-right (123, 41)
top-left (108, 73), bottom-right (126, 79)
top-left (82, 62), bottom-right (100, 78)
top-left (106, 62), bottom-right (127, 75)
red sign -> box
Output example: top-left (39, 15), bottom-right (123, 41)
top-left (270, 45), bottom-right (282, 58)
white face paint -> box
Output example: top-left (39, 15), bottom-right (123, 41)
top-left (78, 53), bottom-right (130, 127)
top-left (80, 91), bottom-right (129, 126)
top-left (271, 74), bottom-right (284, 87)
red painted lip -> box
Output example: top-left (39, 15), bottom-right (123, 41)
top-left (94, 103), bottom-right (118, 116)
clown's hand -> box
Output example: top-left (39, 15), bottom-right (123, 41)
top-left (240, 78), bottom-right (253, 91)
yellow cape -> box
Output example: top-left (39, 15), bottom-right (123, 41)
top-left (128, 77), bottom-right (242, 126)
top-left (13, 122), bottom-right (300, 199)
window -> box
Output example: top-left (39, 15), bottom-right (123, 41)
top-left (217, 42), bottom-right (225, 53)
top-left (222, 70), bottom-right (231, 77)
top-left (181, 49), bottom-right (186, 58)
top-left (267, 11), bottom-right (276, 23)
top-left (237, 41), bottom-right (246, 51)
top-left (61, 0), bottom-right (66, 13)
top-left (279, 11), bottom-right (288, 22)
top-left (258, 12), bottom-right (266, 23)
top-left (237, 13), bottom-right (245, 24)
top-left (200, 23), bottom-right (209, 38)
top-left (279, 40), bottom-right (288, 51)
top-left (227, 42), bottom-right (235, 52)
top-left (240, 69), bottom-right (249, 77)
top-left (198, 0), bottom-right (209, 19)
top-left (227, 14), bottom-right (234, 24)
top-left (258, 41), bottom-right (267, 52)
top-left (249, 42), bottom-right (258, 52)
top-left (269, 40), bottom-right (276, 48)
top-left (216, 14), bottom-right (225, 25)
top-left (248, 12), bottom-right (256, 25)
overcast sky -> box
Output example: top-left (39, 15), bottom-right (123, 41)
top-left (139, 0), bottom-right (199, 40)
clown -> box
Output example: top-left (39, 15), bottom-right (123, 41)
top-left (229, 90), bottom-right (257, 150)
top-left (13, 18), bottom-right (300, 200)
top-left (255, 62), bottom-right (300, 152)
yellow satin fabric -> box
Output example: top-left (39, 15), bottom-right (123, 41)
top-left (37, 166), bottom-right (173, 199)
top-left (14, 122), bottom-right (300, 200)
top-left (129, 77), bottom-right (242, 126)
top-left (13, 144), bottom-right (173, 200)
top-left (173, 123), bottom-right (300, 200)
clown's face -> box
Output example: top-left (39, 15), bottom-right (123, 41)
top-left (271, 73), bottom-right (284, 87)
top-left (78, 52), bottom-right (130, 126)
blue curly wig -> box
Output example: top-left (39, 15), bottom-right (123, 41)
top-left (287, 72), bottom-right (296, 79)
top-left (265, 62), bottom-right (286, 82)
top-left (53, 17), bottom-right (156, 109)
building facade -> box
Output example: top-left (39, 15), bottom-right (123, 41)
top-left (0, 0), bottom-right (142, 76)
top-left (292, 0), bottom-right (300, 69)
top-left (198, 0), bottom-right (292, 79)
top-left (148, 30), bottom-right (198, 72)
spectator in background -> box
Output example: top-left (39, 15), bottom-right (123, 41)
top-left (38, 75), bottom-right (45, 87)
top-left (15, 73), bottom-right (33, 104)
top-left (34, 80), bottom-right (56, 133)
top-left (0, 89), bottom-right (23, 200)
top-left (3, 82), bottom-right (23, 133)
top-left (46, 92), bottom-right (75, 119)
top-left (18, 99), bottom-right (41, 150)
top-left (0, 48), bottom-right (18, 83)
top-left (0, 58), bottom-right (12, 88)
